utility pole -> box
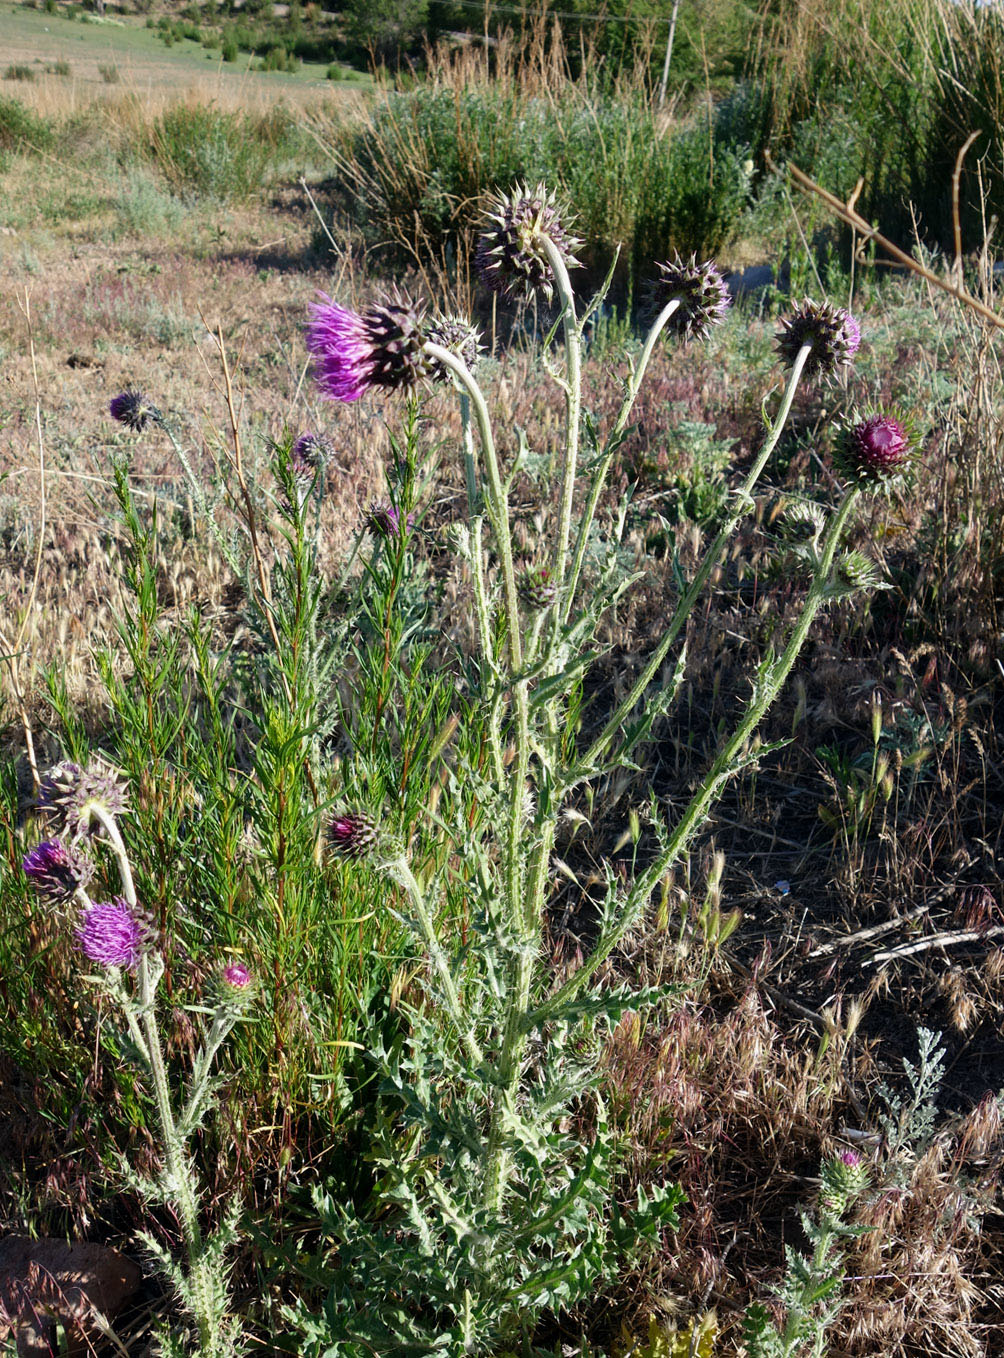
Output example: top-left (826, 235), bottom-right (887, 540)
top-left (657, 0), bottom-right (681, 106)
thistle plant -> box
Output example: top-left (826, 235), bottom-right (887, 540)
top-left (743, 1152), bottom-right (871, 1358)
top-left (284, 183), bottom-right (899, 1355)
top-left (23, 761), bottom-right (250, 1358)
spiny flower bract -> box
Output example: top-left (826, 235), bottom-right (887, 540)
top-left (22, 838), bottom-right (95, 903)
top-left (776, 299), bottom-right (861, 378)
top-left (109, 389), bottom-right (162, 433)
top-left (290, 432), bottom-right (333, 481)
top-left (38, 758), bottom-right (130, 843)
top-left (475, 182), bottom-right (582, 305)
top-left (649, 254), bottom-right (731, 342)
top-left (77, 898), bottom-right (147, 971)
top-left (425, 313), bottom-right (484, 380)
top-left (517, 565), bottom-right (558, 610)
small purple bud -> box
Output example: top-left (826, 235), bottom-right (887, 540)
top-left (290, 432), bottom-right (333, 482)
top-left (839, 1149), bottom-right (862, 1168)
top-left (223, 961), bottom-right (252, 989)
top-left (76, 898), bottom-right (147, 971)
top-left (836, 414), bottom-right (912, 484)
top-left (365, 501), bottom-right (413, 538)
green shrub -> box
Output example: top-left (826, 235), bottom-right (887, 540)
top-left (334, 85), bottom-right (750, 288)
top-left (4, 65), bottom-right (36, 82)
top-left (0, 94), bottom-right (55, 152)
top-left (98, 63), bottom-right (120, 83)
top-left (149, 103), bottom-right (295, 201)
top-left (221, 37), bottom-right (238, 61)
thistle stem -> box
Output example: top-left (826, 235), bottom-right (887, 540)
top-left (578, 342), bottom-right (814, 775)
top-left (540, 236), bottom-right (582, 595)
top-left (388, 857), bottom-right (483, 1067)
top-left (424, 343), bottom-right (521, 673)
top-left (541, 484), bottom-right (860, 1018)
top-left (563, 298), bottom-right (681, 622)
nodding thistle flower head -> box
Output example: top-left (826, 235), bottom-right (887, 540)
top-left (109, 389), bottom-right (161, 433)
top-left (290, 432), bottom-right (333, 483)
top-left (365, 501), bottom-right (412, 538)
top-left (517, 565), bottom-right (558, 611)
top-left (649, 254), bottom-right (731, 342)
top-left (327, 811), bottom-right (378, 860)
top-left (834, 414), bottom-right (912, 485)
top-left (425, 313), bottom-right (484, 380)
top-left (307, 290), bottom-right (432, 403)
top-left (38, 758), bottom-right (129, 844)
top-left (23, 838), bottom-right (95, 903)
top-left (475, 182), bottom-right (582, 305)
top-left (776, 300), bottom-right (861, 378)
top-left (76, 898), bottom-right (148, 971)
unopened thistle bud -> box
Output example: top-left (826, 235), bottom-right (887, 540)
top-left (326, 811), bottom-right (378, 860)
top-left (307, 290), bottom-right (432, 402)
top-left (776, 300), bottom-right (861, 378)
top-left (820, 1148), bottom-right (869, 1216)
top-left (475, 182), bottom-right (582, 305)
top-left (22, 838), bottom-right (95, 903)
top-left (778, 500), bottom-right (826, 546)
top-left (833, 414), bottom-right (912, 485)
top-left (649, 254), bottom-right (731, 342)
top-left (290, 432), bottom-right (333, 483)
top-left (517, 565), bottom-right (558, 610)
top-left (76, 898), bottom-right (148, 971)
top-left (109, 389), bottom-right (162, 433)
top-left (425, 314), bottom-right (484, 379)
top-left (38, 758), bottom-right (130, 844)
top-left (831, 548), bottom-right (884, 595)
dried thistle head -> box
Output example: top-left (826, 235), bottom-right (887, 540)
top-left (475, 182), bottom-right (582, 305)
top-left (776, 299), bottom-right (861, 378)
top-left (38, 758), bottom-right (130, 844)
top-left (425, 313), bottom-right (484, 380)
top-left (648, 254), bottom-right (731, 342)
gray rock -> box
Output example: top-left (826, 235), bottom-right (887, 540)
top-left (0, 1237), bottom-right (142, 1357)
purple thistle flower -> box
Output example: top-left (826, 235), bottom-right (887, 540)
top-left (23, 838), bottom-right (94, 903)
top-left (306, 300), bottom-right (373, 402)
top-left (223, 961), bottom-right (252, 989)
top-left (307, 291), bottom-right (431, 403)
top-left (835, 414), bottom-right (912, 484)
top-left (776, 300), bottom-right (861, 378)
top-left (649, 254), bottom-right (731, 342)
top-left (76, 898), bottom-right (147, 970)
top-left (365, 501), bottom-right (413, 538)
top-left (838, 1149), bottom-right (862, 1168)
top-left (109, 389), bottom-right (161, 433)
top-left (327, 811), bottom-right (378, 860)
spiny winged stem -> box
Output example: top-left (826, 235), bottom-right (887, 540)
top-left (540, 234), bottom-right (582, 594)
top-left (563, 297), bottom-right (682, 623)
top-left (579, 340), bottom-right (814, 776)
top-left (540, 484), bottom-right (862, 1020)
top-left (387, 856), bottom-right (483, 1067)
top-left (424, 341), bottom-right (532, 993)
top-left (87, 799), bottom-right (220, 1357)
